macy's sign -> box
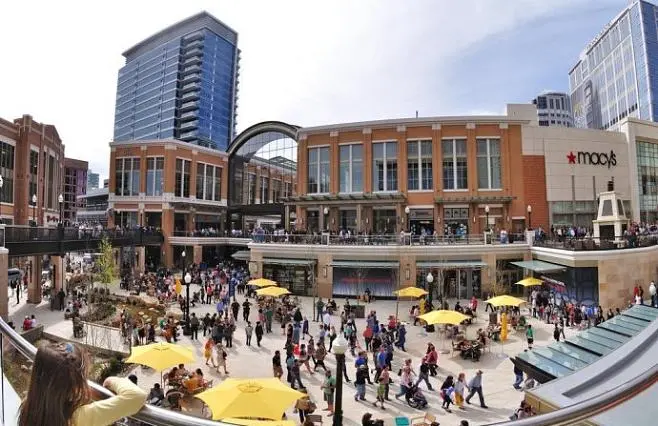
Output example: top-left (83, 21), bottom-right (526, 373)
top-left (567, 150), bottom-right (617, 168)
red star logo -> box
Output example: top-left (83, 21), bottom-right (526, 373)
top-left (567, 151), bottom-right (576, 164)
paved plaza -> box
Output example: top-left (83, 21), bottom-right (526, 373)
top-left (7, 282), bottom-right (581, 426)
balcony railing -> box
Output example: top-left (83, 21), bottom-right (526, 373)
top-left (534, 234), bottom-right (658, 251)
top-left (3, 226), bottom-right (163, 245)
top-left (248, 232), bottom-right (528, 246)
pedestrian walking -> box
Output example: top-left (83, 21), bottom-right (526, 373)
top-left (189, 313), bottom-right (199, 340)
top-left (245, 321), bottom-right (253, 346)
top-left (465, 370), bottom-right (488, 408)
top-left (255, 321), bottom-right (264, 346)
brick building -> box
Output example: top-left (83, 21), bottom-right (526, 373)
top-left (0, 114), bottom-right (65, 225)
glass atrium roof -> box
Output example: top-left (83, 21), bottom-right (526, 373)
top-left (515, 304), bottom-right (657, 381)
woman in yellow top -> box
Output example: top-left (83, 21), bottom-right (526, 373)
top-left (19, 342), bottom-right (147, 426)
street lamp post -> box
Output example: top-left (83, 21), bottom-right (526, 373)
top-left (183, 272), bottom-right (192, 336)
top-left (484, 205), bottom-right (490, 232)
top-left (58, 194), bottom-right (64, 226)
top-left (527, 204), bottom-right (532, 230)
top-left (404, 206), bottom-right (410, 233)
top-left (323, 207), bottom-right (329, 232)
top-left (426, 272), bottom-right (434, 309)
top-left (181, 250), bottom-right (186, 273)
top-left (32, 194), bottom-right (37, 225)
top-left (332, 334), bottom-right (348, 426)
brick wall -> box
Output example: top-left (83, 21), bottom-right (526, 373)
top-left (522, 155), bottom-right (549, 230)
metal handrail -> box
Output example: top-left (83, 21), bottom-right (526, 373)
top-left (484, 363), bottom-right (658, 426)
top-left (0, 318), bottom-right (227, 426)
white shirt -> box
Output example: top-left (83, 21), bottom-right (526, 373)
top-left (322, 312), bottom-right (331, 325)
top-left (650, 283), bottom-right (656, 296)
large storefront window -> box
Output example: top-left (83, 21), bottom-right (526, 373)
top-left (476, 138), bottom-right (501, 189)
top-left (247, 173), bottom-right (256, 204)
top-left (637, 141), bottom-right (658, 222)
top-left (263, 264), bottom-right (311, 295)
top-left (146, 157), bottom-right (164, 196)
top-left (114, 211), bottom-right (138, 228)
top-left (407, 140), bottom-right (432, 190)
top-left (0, 142), bottom-right (14, 204)
top-left (443, 139), bottom-right (467, 190)
top-left (339, 144), bottom-right (363, 193)
top-left (175, 159), bottom-right (190, 198)
top-left (333, 267), bottom-right (396, 298)
top-left (443, 207), bottom-right (469, 236)
top-left (261, 177), bottom-right (269, 203)
top-left (417, 268), bottom-right (482, 300)
top-left (115, 157), bottom-right (141, 196)
top-left (307, 210), bottom-right (320, 233)
top-left (372, 142), bottom-right (398, 192)
top-left (374, 209), bottom-right (396, 233)
top-left (272, 179), bottom-right (281, 202)
top-left (308, 146), bottom-right (330, 194)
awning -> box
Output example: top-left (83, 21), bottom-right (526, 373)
top-left (330, 260), bottom-right (399, 269)
top-left (417, 260), bottom-right (488, 269)
top-left (231, 251), bottom-right (251, 261)
top-left (262, 258), bottom-right (315, 266)
top-left (511, 260), bottom-right (566, 273)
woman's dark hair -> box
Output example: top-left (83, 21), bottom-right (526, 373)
top-left (19, 342), bottom-right (90, 426)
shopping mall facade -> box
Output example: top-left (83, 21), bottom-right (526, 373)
top-left (109, 104), bottom-right (658, 309)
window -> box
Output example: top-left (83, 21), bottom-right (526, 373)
top-left (248, 173), bottom-right (256, 204)
top-left (146, 157), bottom-right (164, 196)
top-left (407, 140), bottom-right (433, 190)
top-left (272, 179), bottom-right (281, 202)
top-left (0, 142), bottom-right (14, 204)
top-left (442, 139), bottom-right (467, 190)
top-left (308, 147), bottom-right (330, 193)
top-left (372, 141), bottom-right (398, 191)
top-left (114, 157), bottom-right (141, 196)
top-left (261, 176), bottom-right (269, 203)
top-left (29, 151), bottom-right (38, 203)
top-left (47, 155), bottom-right (55, 209)
top-left (339, 144), bottom-right (363, 193)
top-left (476, 138), bottom-right (502, 189)
top-left (284, 182), bottom-right (292, 198)
top-left (195, 163), bottom-right (221, 201)
top-left (175, 158), bottom-right (190, 197)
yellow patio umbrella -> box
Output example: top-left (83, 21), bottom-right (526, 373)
top-left (418, 310), bottom-right (470, 325)
top-left (125, 342), bottom-right (195, 372)
top-left (222, 419), bottom-right (295, 426)
top-left (515, 277), bottom-right (543, 287)
top-left (256, 286), bottom-right (291, 297)
top-left (486, 294), bottom-right (527, 307)
top-left (196, 378), bottom-right (304, 420)
top-left (248, 278), bottom-right (278, 288)
top-left (395, 287), bottom-right (429, 298)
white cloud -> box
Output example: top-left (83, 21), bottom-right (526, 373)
top-left (0, 0), bottom-right (597, 179)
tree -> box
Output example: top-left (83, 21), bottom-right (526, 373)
top-left (95, 237), bottom-right (116, 289)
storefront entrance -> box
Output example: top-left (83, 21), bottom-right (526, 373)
top-left (443, 207), bottom-right (469, 237)
top-left (409, 208), bottom-right (434, 235)
top-left (263, 263), bottom-right (313, 296)
top-left (417, 264), bottom-right (483, 301)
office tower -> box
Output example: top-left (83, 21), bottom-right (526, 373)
top-left (64, 158), bottom-right (88, 223)
top-left (113, 11), bottom-right (240, 151)
top-left (532, 92), bottom-right (574, 127)
top-left (87, 171), bottom-right (100, 190)
top-left (569, 0), bottom-right (658, 130)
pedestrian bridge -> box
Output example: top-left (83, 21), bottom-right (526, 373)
top-left (0, 225), bottom-right (164, 256)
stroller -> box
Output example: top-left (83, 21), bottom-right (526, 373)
top-left (405, 384), bottom-right (428, 409)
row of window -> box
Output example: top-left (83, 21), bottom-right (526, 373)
top-left (244, 173), bottom-right (293, 204)
top-left (308, 138), bottom-right (502, 194)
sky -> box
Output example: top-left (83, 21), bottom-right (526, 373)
top-left (0, 0), bottom-right (629, 179)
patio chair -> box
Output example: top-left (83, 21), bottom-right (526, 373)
top-left (395, 417), bottom-right (410, 426)
top-left (305, 414), bottom-right (323, 424)
top-left (411, 413), bottom-right (437, 426)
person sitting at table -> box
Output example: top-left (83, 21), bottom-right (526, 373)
top-left (148, 383), bottom-right (165, 406)
top-left (463, 307), bottom-right (474, 324)
top-left (165, 367), bottom-right (180, 387)
top-left (454, 300), bottom-right (463, 313)
top-left (476, 328), bottom-right (487, 346)
top-left (177, 363), bottom-right (189, 377)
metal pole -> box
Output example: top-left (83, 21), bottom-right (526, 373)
top-left (333, 353), bottom-right (344, 426)
top-left (1, 332), bottom-right (5, 425)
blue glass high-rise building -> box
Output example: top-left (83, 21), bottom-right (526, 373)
top-left (569, 0), bottom-right (658, 130)
top-left (113, 11), bottom-right (240, 151)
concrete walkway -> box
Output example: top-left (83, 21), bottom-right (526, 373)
top-left (7, 283), bottom-right (578, 425)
